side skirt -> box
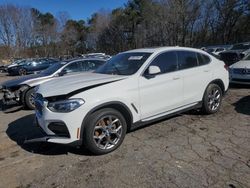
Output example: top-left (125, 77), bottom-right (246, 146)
top-left (130, 102), bottom-right (202, 131)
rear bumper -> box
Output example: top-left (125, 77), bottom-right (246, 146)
top-left (230, 78), bottom-right (250, 85)
top-left (229, 72), bottom-right (250, 84)
top-left (230, 80), bottom-right (250, 85)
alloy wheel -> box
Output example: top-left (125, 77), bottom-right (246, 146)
top-left (207, 87), bottom-right (221, 111)
top-left (29, 92), bottom-right (35, 107)
top-left (93, 115), bottom-right (122, 150)
top-left (19, 69), bottom-right (27, 75)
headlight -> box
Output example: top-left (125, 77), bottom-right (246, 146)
top-left (47, 98), bottom-right (84, 113)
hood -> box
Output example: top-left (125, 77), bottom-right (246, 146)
top-left (38, 72), bottom-right (127, 97)
top-left (230, 60), bottom-right (250, 69)
top-left (7, 63), bottom-right (19, 68)
top-left (1, 73), bottom-right (49, 88)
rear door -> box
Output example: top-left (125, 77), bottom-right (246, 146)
top-left (139, 51), bottom-right (183, 120)
top-left (177, 50), bottom-right (212, 105)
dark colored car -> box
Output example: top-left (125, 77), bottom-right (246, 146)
top-left (0, 64), bottom-right (5, 72)
top-left (0, 58), bottom-right (106, 110)
top-left (219, 42), bottom-right (250, 66)
top-left (7, 58), bottom-right (59, 76)
top-left (0, 59), bottom-right (23, 73)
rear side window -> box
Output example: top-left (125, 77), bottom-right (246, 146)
top-left (177, 51), bottom-right (198, 70)
top-left (149, 51), bottom-right (178, 74)
top-left (197, 53), bottom-right (211, 66)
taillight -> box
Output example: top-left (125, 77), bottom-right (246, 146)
top-left (224, 64), bottom-right (229, 71)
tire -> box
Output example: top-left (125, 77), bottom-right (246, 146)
top-left (24, 88), bottom-right (35, 110)
top-left (202, 83), bottom-right (222, 114)
top-left (19, 68), bottom-right (27, 76)
top-left (83, 108), bottom-right (127, 155)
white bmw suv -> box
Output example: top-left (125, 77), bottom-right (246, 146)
top-left (33, 47), bottom-right (229, 154)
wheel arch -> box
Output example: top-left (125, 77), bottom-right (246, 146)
top-left (80, 101), bottom-right (133, 139)
top-left (209, 79), bottom-right (225, 95)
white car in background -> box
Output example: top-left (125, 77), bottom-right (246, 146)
top-left (32, 47), bottom-right (229, 155)
top-left (229, 54), bottom-right (250, 84)
top-left (206, 47), bottom-right (226, 55)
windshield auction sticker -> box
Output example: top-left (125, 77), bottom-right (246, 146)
top-left (128, 56), bottom-right (143, 60)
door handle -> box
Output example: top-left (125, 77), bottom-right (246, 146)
top-left (173, 77), bottom-right (180, 80)
top-left (204, 70), bottom-right (210, 72)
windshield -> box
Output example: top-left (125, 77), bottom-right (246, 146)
top-left (95, 52), bottom-right (152, 75)
top-left (41, 62), bottom-right (65, 75)
top-left (231, 44), bottom-right (250, 50)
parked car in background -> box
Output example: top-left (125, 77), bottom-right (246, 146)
top-left (7, 58), bottom-right (59, 76)
top-left (206, 47), bottom-right (226, 55)
top-left (201, 45), bottom-right (231, 55)
top-left (0, 58), bottom-right (106, 110)
top-left (0, 59), bottom-right (24, 73)
top-left (32, 47), bottom-right (229, 155)
top-left (0, 64), bottom-right (6, 72)
top-left (219, 42), bottom-right (250, 66)
top-left (229, 54), bottom-right (250, 85)
top-left (83, 53), bottom-right (111, 59)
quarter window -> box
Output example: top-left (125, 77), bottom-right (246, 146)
top-left (177, 51), bottom-right (198, 70)
top-left (149, 51), bottom-right (178, 74)
top-left (197, 53), bottom-right (211, 66)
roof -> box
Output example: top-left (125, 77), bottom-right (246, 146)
top-left (60, 57), bottom-right (107, 64)
top-left (125, 46), bottom-right (205, 54)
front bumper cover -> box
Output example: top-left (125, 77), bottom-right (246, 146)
top-left (24, 118), bottom-right (82, 146)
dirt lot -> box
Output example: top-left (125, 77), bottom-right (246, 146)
top-left (0, 73), bottom-right (249, 188)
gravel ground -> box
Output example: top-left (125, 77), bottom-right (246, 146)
top-left (0, 73), bottom-right (249, 188)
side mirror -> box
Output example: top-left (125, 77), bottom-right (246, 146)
top-left (148, 66), bottom-right (161, 75)
top-left (144, 65), bottom-right (161, 79)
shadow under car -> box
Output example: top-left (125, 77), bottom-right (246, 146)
top-left (6, 114), bottom-right (92, 156)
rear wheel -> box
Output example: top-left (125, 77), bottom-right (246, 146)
top-left (202, 83), bottom-right (222, 114)
top-left (24, 88), bottom-right (35, 110)
top-left (19, 68), bottom-right (27, 76)
top-left (83, 108), bottom-right (127, 155)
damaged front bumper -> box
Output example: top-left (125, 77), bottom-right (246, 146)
top-left (24, 118), bottom-right (82, 147)
top-left (1, 85), bottom-right (28, 107)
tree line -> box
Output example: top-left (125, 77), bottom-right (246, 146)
top-left (0, 0), bottom-right (249, 59)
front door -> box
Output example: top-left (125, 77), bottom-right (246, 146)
top-left (139, 51), bottom-right (183, 120)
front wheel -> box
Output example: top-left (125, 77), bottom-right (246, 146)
top-left (19, 68), bottom-right (27, 76)
top-left (24, 88), bottom-right (35, 110)
top-left (202, 83), bottom-right (222, 114)
top-left (83, 108), bottom-right (127, 155)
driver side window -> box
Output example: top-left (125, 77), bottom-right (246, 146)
top-left (148, 51), bottom-right (178, 74)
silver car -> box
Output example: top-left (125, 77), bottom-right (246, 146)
top-left (0, 58), bottom-right (106, 110)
